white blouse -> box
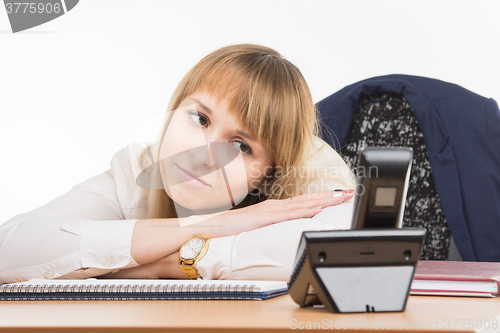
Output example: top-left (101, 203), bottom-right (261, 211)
top-left (0, 139), bottom-right (354, 284)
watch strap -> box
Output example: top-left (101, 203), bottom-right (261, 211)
top-left (180, 264), bottom-right (200, 279)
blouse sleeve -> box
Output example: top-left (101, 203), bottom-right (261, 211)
top-left (0, 170), bottom-right (140, 284)
top-left (197, 200), bottom-right (354, 282)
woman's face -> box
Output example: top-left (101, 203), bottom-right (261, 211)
top-left (159, 91), bottom-right (274, 214)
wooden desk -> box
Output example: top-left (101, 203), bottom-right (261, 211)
top-left (1, 294), bottom-right (499, 332)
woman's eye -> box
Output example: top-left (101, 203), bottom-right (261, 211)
top-left (232, 140), bottom-right (253, 155)
top-left (188, 111), bottom-right (209, 127)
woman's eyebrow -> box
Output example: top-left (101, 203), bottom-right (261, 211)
top-left (236, 130), bottom-right (254, 141)
top-left (190, 98), bottom-right (212, 115)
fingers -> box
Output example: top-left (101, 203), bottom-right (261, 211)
top-left (285, 190), bottom-right (337, 203)
top-left (331, 189), bottom-right (355, 204)
top-left (242, 189), bottom-right (356, 230)
top-left (273, 191), bottom-right (355, 222)
top-left (268, 206), bottom-right (322, 223)
top-left (299, 192), bottom-right (352, 209)
top-left (284, 189), bottom-right (355, 208)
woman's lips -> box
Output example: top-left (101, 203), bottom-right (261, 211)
top-left (175, 165), bottom-right (210, 188)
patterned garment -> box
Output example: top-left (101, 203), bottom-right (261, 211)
top-left (341, 93), bottom-right (451, 260)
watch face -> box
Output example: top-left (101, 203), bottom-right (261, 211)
top-left (180, 237), bottom-right (205, 260)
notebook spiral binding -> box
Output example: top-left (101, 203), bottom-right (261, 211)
top-left (0, 283), bottom-right (257, 301)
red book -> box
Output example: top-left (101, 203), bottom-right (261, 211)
top-left (410, 260), bottom-right (500, 297)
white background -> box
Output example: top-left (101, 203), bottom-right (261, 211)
top-left (1, 0), bottom-right (499, 225)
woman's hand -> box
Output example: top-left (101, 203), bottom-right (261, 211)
top-left (203, 189), bottom-right (354, 238)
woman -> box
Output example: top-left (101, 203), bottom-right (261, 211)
top-left (0, 44), bottom-right (355, 284)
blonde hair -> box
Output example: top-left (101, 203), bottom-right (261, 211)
top-left (143, 44), bottom-right (354, 218)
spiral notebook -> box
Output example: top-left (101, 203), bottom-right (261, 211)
top-left (0, 279), bottom-right (288, 301)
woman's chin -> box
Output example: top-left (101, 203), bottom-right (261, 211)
top-left (165, 184), bottom-right (250, 215)
top-left (174, 201), bottom-right (233, 215)
top-left (169, 192), bottom-right (235, 215)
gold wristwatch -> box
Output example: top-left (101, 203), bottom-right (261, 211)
top-left (179, 236), bottom-right (210, 279)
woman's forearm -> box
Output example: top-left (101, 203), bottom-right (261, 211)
top-left (154, 251), bottom-right (186, 279)
top-left (131, 218), bottom-right (199, 265)
top-left (107, 199), bottom-right (355, 281)
top-left (97, 251), bottom-right (185, 279)
top-left (131, 212), bottom-right (227, 264)
top-left (130, 191), bottom-right (352, 265)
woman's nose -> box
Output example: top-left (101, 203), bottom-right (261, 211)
top-left (190, 144), bottom-right (214, 170)
top-left (186, 128), bottom-right (221, 169)
top-left (190, 141), bottom-right (240, 171)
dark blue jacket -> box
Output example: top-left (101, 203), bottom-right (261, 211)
top-left (316, 74), bottom-right (500, 262)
